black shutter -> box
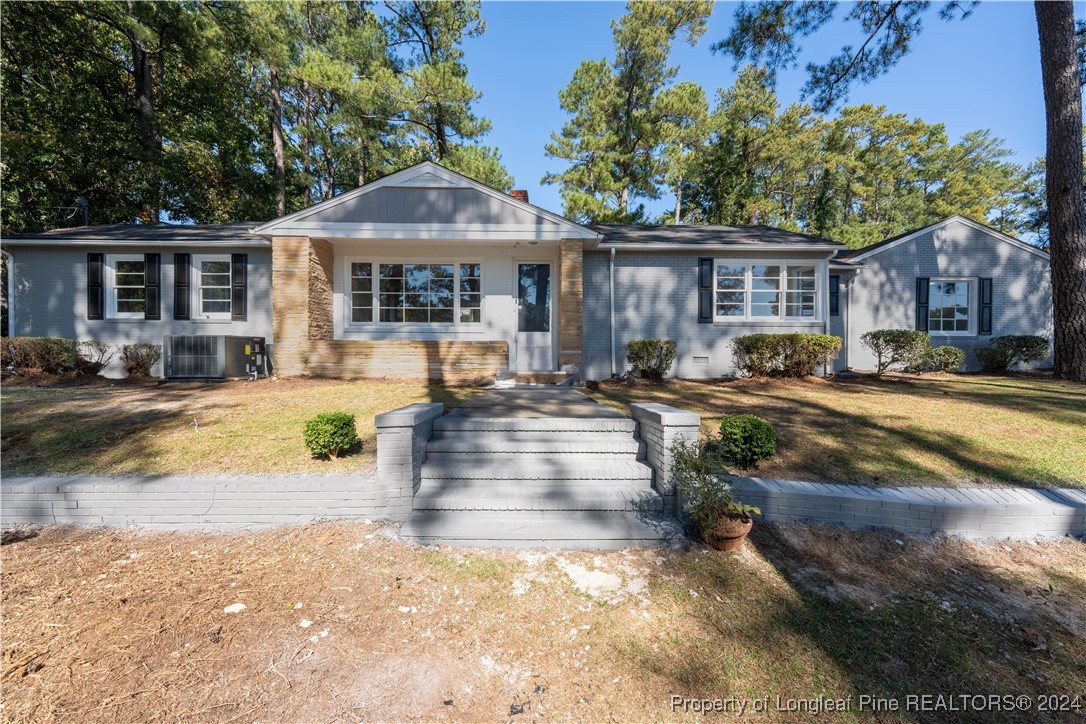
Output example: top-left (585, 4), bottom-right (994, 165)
top-left (979, 277), bottom-right (993, 335)
top-left (829, 275), bottom-right (840, 317)
top-left (698, 257), bottom-right (713, 323)
top-left (144, 253), bottom-right (160, 320)
top-left (173, 253), bottom-right (191, 320)
top-left (916, 277), bottom-right (929, 332)
top-left (87, 253), bottom-right (104, 320)
top-left (231, 253), bottom-right (247, 321)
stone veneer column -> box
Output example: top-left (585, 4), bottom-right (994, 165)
top-left (557, 239), bottom-right (584, 374)
top-left (272, 236), bottom-right (311, 375)
top-left (308, 238), bottom-right (334, 341)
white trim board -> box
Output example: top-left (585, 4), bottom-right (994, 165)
top-left (844, 215), bottom-right (1050, 263)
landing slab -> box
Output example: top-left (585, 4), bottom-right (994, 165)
top-left (447, 389), bottom-right (627, 419)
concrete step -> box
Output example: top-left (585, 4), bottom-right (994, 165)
top-left (420, 458), bottom-right (654, 483)
top-left (429, 429), bottom-right (640, 443)
top-left (399, 510), bottom-right (685, 550)
top-left (433, 417), bottom-right (636, 433)
top-left (425, 437), bottom-right (646, 456)
top-left (413, 480), bottom-right (663, 512)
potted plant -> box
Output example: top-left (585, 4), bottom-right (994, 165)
top-left (670, 438), bottom-right (760, 551)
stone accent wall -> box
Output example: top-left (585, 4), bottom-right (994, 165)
top-left (308, 238), bottom-right (335, 341)
top-left (630, 402), bottom-right (701, 513)
top-left (375, 402), bottom-right (445, 520)
top-left (558, 239), bottom-right (584, 372)
top-left (272, 234), bottom-right (508, 381)
top-left (272, 235), bottom-right (311, 375)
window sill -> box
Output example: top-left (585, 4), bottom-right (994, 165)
top-left (712, 318), bottom-right (824, 326)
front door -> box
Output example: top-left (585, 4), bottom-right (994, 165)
top-left (515, 262), bottom-right (553, 371)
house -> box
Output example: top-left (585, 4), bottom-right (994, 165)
top-left (1, 163), bottom-right (1053, 379)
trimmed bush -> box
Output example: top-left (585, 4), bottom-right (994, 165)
top-left (0, 336), bottom-right (97, 375)
top-left (993, 335), bottom-right (1050, 367)
top-left (303, 412), bottom-right (360, 459)
top-left (717, 414), bottom-right (776, 470)
top-left (120, 343), bottom-right (161, 377)
top-left (975, 346), bottom-right (1012, 373)
top-left (859, 329), bottom-right (931, 376)
top-left (626, 339), bottom-right (677, 383)
top-left (925, 346), bottom-right (966, 373)
top-left (731, 333), bottom-right (842, 378)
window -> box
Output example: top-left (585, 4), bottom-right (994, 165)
top-left (193, 255), bottom-right (232, 319)
top-left (928, 279), bottom-right (973, 334)
top-left (108, 254), bottom-right (146, 318)
top-left (713, 262), bottom-right (820, 321)
top-left (347, 260), bottom-right (482, 325)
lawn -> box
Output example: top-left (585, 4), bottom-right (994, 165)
top-left (2, 521), bottom-right (1083, 721)
top-left (588, 374), bottom-right (1086, 489)
top-left (0, 378), bottom-right (477, 476)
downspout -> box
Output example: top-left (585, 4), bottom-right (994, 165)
top-left (609, 247), bottom-right (616, 378)
top-left (2, 249), bottom-right (13, 338)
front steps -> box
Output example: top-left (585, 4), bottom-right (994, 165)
top-left (399, 393), bottom-right (682, 549)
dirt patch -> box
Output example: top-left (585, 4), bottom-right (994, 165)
top-left (2, 522), bottom-right (1083, 721)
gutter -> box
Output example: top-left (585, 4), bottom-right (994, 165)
top-left (0, 239), bottom-right (270, 248)
top-left (597, 243), bottom-right (844, 252)
top-left (609, 247), bottom-right (616, 378)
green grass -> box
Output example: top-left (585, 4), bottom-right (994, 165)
top-left (0, 378), bottom-right (478, 476)
top-left (588, 374), bottom-right (1086, 488)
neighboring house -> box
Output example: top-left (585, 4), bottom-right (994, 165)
top-left (835, 216), bottom-right (1053, 371)
top-left (1, 163), bottom-right (1053, 379)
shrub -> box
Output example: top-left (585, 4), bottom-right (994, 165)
top-left (303, 412), bottom-right (360, 459)
top-left (0, 336), bottom-right (85, 374)
top-left (717, 414), bottom-right (776, 470)
top-left (993, 335), bottom-right (1050, 368)
top-left (975, 346), bottom-right (1012, 373)
top-left (925, 346), bottom-right (966, 373)
top-left (120, 343), bottom-right (161, 377)
top-left (670, 438), bottom-right (760, 534)
top-left (626, 339), bottom-right (677, 383)
top-left (731, 333), bottom-right (842, 378)
top-left (859, 329), bottom-right (931, 376)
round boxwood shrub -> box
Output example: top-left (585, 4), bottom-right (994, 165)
top-left (717, 414), bottom-right (776, 470)
top-left (303, 412), bottom-right (360, 459)
top-left (926, 345), bottom-right (966, 373)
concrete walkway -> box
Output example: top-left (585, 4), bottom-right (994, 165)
top-left (733, 476), bottom-right (1086, 539)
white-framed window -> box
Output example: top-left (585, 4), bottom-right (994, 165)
top-left (346, 259), bottom-right (482, 326)
top-left (193, 254), bottom-right (232, 319)
top-left (713, 261), bottom-right (821, 321)
top-left (928, 278), bottom-right (974, 334)
top-left (106, 253), bottom-right (146, 318)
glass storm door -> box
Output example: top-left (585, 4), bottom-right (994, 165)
top-left (515, 262), bottom-right (553, 371)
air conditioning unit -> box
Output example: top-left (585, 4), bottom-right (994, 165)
top-left (163, 336), bottom-right (268, 380)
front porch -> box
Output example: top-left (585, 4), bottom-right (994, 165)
top-left (256, 162), bottom-right (598, 382)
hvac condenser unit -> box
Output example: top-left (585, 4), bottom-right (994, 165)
top-left (163, 336), bottom-right (267, 379)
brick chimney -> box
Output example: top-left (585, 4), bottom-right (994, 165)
top-left (509, 189), bottom-right (529, 204)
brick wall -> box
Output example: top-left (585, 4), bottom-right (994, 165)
top-left (558, 240), bottom-right (584, 372)
top-left (0, 476), bottom-right (408, 530)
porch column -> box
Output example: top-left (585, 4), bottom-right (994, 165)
top-left (558, 239), bottom-right (584, 374)
top-left (272, 235), bottom-right (334, 375)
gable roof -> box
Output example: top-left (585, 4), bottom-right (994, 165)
top-left (252, 161), bottom-right (600, 242)
top-left (593, 224), bottom-right (844, 249)
top-left (837, 215), bottom-right (1049, 262)
top-left (1, 222), bottom-right (267, 247)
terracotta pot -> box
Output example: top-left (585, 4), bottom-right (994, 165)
top-left (705, 514), bottom-right (753, 551)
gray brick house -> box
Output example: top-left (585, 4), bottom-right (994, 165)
top-left (1, 163), bottom-right (1053, 379)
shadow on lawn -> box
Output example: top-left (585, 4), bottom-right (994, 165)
top-left (633, 526), bottom-right (1084, 723)
top-left (593, 377), bottom-right (1084, 487)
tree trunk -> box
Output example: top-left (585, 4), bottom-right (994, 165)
top-left (675, 173), bottom-right (682, 225)
top-left (270, 68), bottom-right (287, 216)
top-left (133, 42), bottom-right (162, 222)
top-left (1036, 1), bottom-right (1086, 381)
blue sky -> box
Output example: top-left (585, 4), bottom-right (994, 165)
top-left (460, 1), bottom-right (1055, 218)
